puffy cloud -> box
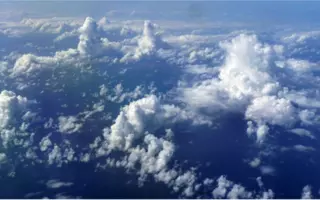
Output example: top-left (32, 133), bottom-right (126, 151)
top-left (121, 20), bottom-right (170, 62)
top-left (0, 90), bottom-right (29, 129)
top-left (39, 135), bottom-right (52, 151)
top-left (212, 176), bottom-right (232, 198)
top-left (48, 144), bottom-right (62, 165)
top-left (212, 175), bottom-right (273, 199)
top-left (227, 184), bottom-right (253, 199)
top-left (177, 33), bottom-right (320, 143)
top-left (101, 94), bottom-right (210, 151)
top-left (179, 34), bottom-right (280, 113)
top-left (0, 153), bottom-right (6, 163)
top-left (106, 83), bottom-right (145, 103)
top-left (20, 17), bottom-right (79, 34)
top-left (58, 116), bottom-right (82, 134)
top-left (0, 90), bottom-right (34, 148)
top-left (249, 157), bottom-right (261, 168)
top-left (245, 96), bottom-right (296, 126)
top-left (11, 17), bottom-right (122, 76)
top-left (77, 17), bottom-right (102, 56)
top-left (301, 185), bottom-right (313, 199)
top-left (283, 30), bottom-right (320, 44)
top-left (90, 95), bottom-right (211, 197)
top-left (12, 50), bottom-right (80, 75)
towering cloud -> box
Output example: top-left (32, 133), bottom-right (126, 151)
top-left (178, 34), bottom-right (311, 143)
top-left (77, 17), bottom-right (102, 56)
top-left (0, 90), bottom-right (33, 148)
top-left (121, 20), bottom-right (170, 61)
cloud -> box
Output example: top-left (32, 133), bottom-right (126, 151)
top-left (212, 175), bottom-right (274, 199)
top-left (1, 14), bottom-right (320, 198)
top-left (0, 90), bottom-right (34, 148)
top-left (11, 17), bottom-right (122, 76)
top-left (301, 185), bottom-right (313, 199)
top-left (0, 90), bottom-right (29, 129)
top-left (39, 135), bottom-right (52, 151)
top-left (281, 145), bottom-right (315, 153)
top-left (0, 153), bottom-right (6, 163)
top-left (260, 165), bottom-right (275, 176)
top-left (289, 128), bottom-right (315, 139)
top-left (249, 157), bottom-right (261, 168)
top-left (58, 116), bottom-right (82, 134)
top-left (46, 179), bottom-right (73, 189)
top-left (176, 33), bottom-right (320, 144)
top-left (20, 17), bottom-right (77, 34)
top-left (100, 94), bottom-right (210, 152)
top-left (77, 17), bottom-right (102, 56)
top-left (245, 96), bottom-right (296, 126)
top-left (88, 94), bottom-right (212, 197)
top-left (105, 83), bottom-right (145, 103)
top-left (48, 144), bottom-right (62, 165)
top-left (121, 20), bottom-right (170, 62)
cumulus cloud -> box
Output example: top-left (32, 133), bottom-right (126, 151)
top-left (121, 20), bottom-right (170, 62)
top-left (177, 33), bottom-right (320, 144)
top-left (2, 13), bottom-right (320, 199)
top-left (245, 96), bottom-right (296, 126)
top-left (301, 185), bottom-right (313, 199)
top-left (11, 17), bottom-right (122, 76)
top-left (58, 116), bottom-right (82, 134)
top-left (88, 94), bottom-right (212, 197)
top-left (105, 83), bottom-right (145, 103)
top-left (0, 90), bottom-right (34, 148)
top-left (100, 94), bottom-right (210, 152)
top-left (77, 17), bottom-right (102, 56)
top-left (212, 175), bottom-right (273, 199)
top-left (39, 135), bottom-right (52, 151)
top-left (249, 157), bottom-right (261, 168)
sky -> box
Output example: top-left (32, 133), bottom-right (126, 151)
top-left (1, 1), bottom-right (320, 199)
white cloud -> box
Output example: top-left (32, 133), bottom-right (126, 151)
top-left (121, 20), bottom-right (170, 62)
top-left (227, 184), bottom-right (253, 199)
top-left (58, 116), bottom-right (82, 134)
top-left (0, 153), bottom-right (6, 163)
top-left (0, 90), bottom-right (33, 148)
top-left (245, 96), bottom-right (296, 126)
top-left (249, 157), bottom-right (261, 168)
top-left (212, 175), bottom-right (272, 199)
top-left (101, 94), bottom-right (210, 152)
top-left (0, 90), bottom-right (29, 129)
top-left (11, 17), bottom-right (122, 76)
top-left (46, 179), bottom-right (73, 189)
top-left (176, 33), bottom-right (320, 143)
top-left (260, 165), bottom-right (275, 176)
top-left (212, 176), bottom-right (232, 198)
top-left (48, 144), bottom-right (62, 166)
top-left (90, 94), bottom-right (212, 197)
top-left (106, 83), bottom-right (145, 103)
top-left (294, 145), bottom-right (315, 152)
top-left (77, 17), bottom-right (102, 56)
top-left (301, 185), bottom-right (313, 199)
top-left (289, 128), bottom-right (315, 139)
top-left (39, 135), bottom-right (52, 152)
